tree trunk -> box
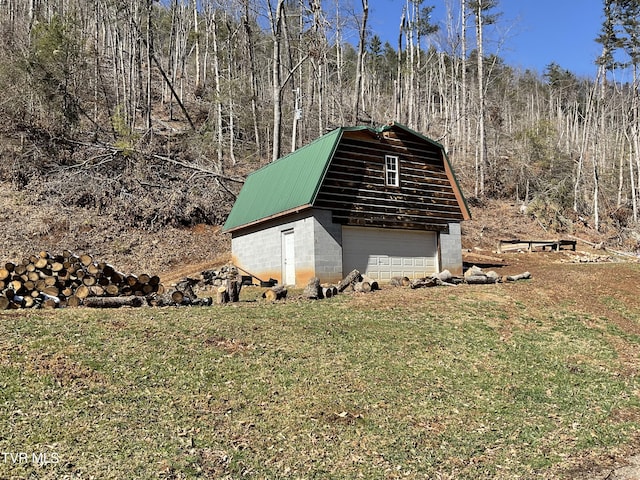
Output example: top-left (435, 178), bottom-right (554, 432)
top-left (322, 286), bottom-right (337, 298)
top-left (505, 272), bottom-right (531, 282)
top-left (338, 269), bottom-right (361, 292)
top-left (396, 8), bottom-right (405, 121)
top-left (352, 0), bottom-right (368, 122)
top-left (242, 0), bottom-right (262, 158)
top-left (263, 285), bottom-right (287, 301)
top-left (227, 275), bottom-right (242, 302)
top-left (192, 0), bottom-right (201, 94)
top-left (410, 277), bottom-right (438, 288)
top-left (216, 285), bottom-right (229, 304)
top-left (211, 8), bottom-right (224, 170)
top-left (474, 0), bottom-right (486, 197)
top-left (304, 277), bottom-right (321, 299)
top-left (465, 275), bottom-right (498, 284)
top-left (270, 0), bottom-right (286, 161)
top-left (461, 0), bottom-right (469, 162)
top-left (83, 296), bottom-right (144, 308)
top-left (353, 281), bottom-right (371, 293)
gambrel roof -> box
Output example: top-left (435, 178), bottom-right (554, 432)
top-left (222, 122), bottom-right (470, 233)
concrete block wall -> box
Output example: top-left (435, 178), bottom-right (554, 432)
top-left (293, 216), bottom-right (316, 280)
top-left (231, 227), bottom-right (282, 281)
top-left (230, 212), bottom-right (316, 286)
top-left (439, 222), bottom-right (463, 275)
top-left (312, 209), bottom-right (343, 284)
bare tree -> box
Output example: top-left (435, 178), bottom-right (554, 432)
top-left (268, 0), bottom-right (286, 161)
top-left (352, 0), bottom-right (368, 122)
top-left (470, 0), bottom-right (498, 197)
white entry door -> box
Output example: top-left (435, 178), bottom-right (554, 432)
top-left (281, 230), bottom-right (296, 286)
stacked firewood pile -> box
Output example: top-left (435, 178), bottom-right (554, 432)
top-left (0, 250), bottom-right (164, 309)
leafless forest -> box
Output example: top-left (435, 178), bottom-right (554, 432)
top-left (1, 0), bottom-right (639, 252)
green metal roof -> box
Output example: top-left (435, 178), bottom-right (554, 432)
top-left (222, 127), bottom-right (343, 232)
top-left (222, 122), bottom-right (470, 232)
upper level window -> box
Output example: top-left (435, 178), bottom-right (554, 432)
top-left (385, 155), bottom-right (399, 186)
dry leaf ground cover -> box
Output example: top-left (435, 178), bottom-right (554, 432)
top-left (1, 252), bottom-right (640, 479)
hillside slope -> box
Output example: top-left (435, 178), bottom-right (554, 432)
top-left (1, 180), bottom-right (633, 284)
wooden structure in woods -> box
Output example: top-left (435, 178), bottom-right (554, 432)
top-left (496, 239), bottom-right (577, 254)
top-left (223, 122), bottom-right (471, 287)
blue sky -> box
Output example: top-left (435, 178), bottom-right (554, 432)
top-left (367, 0), bottom-right (605, 78)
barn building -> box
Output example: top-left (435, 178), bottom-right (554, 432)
top-left (222, 122), bottom-right (471, 287)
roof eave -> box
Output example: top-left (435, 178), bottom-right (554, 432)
top-left (309, 128), bottom-right (345, 205)
top-left (222, 203), bottom-right (314, 234)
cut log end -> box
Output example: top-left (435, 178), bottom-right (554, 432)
top-left (263, 285), bottom-right (287, 301)
top-left (353, 281), bottom-right (372, 293)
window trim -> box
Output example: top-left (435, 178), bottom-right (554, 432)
top-left (385, 155), bottom-right (399, 187)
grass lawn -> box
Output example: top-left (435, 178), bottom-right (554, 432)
top-left (1, 268), bottom-right (640, 479)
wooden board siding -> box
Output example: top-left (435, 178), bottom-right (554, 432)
top-left (314, 129), bottom-right (465, 230)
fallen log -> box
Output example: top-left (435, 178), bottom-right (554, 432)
top-left (464, 265), bottom-right (485, 280)
top-left (353, 281), bottom-right (371, 293)
top-left (322, 285), bottom-right (338, 297)
top-left (506, 271), bottom-right (532, 282)
top-left (361, 275), bottom-right (379, 291)
top-left (83, 296), bottom-right (144, 308)
top-left (338, 269), bottom-right (361, 292)
top-left (390, 276), bottom-right (409, 287)
top-left (191, 297), bottom-right (213, 307)
top-left (486, 271), bottom-right (501, 283)
top-left (463, 265), bottom-right (501, 284)
top-left (464, 275), bottom-right (499, 285)
top-left (436, 270), bottom-right (453, 283)
top-left (304, 277), bottom-right (321, 299)
top-left (410, 277), bottom-right (438, 289)
top-left (263, 285), bottom-right (287, 301)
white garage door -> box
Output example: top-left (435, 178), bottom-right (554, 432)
top-left (342, 226), bottom-right (438, 282)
